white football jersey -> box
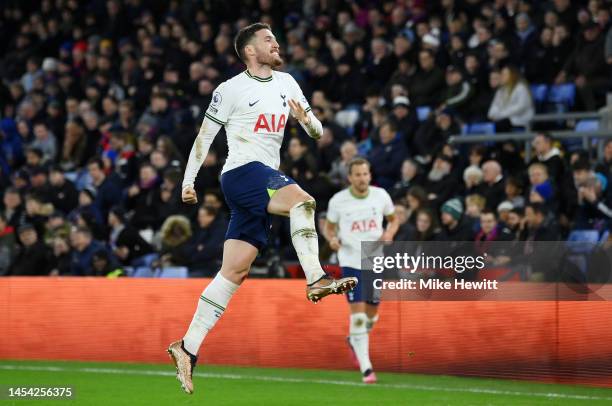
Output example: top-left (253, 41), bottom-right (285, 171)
top-left (205, 70), bottom-right (311, 174)
top-left (326, 186), bottom-right (395, 269)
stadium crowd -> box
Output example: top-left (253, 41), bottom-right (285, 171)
top-left (1, 0), bottom-right (611, 278)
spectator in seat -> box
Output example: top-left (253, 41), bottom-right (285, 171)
top-left (158, 215), bottom-right (192, 268)
top-left (368, 121), bottom-right (407, 191)
top-left (413, 110), bottom-right (459, 161)
top-left (316, 127), bottom-right (340, 174)
top-left (60, 119), bottom-right (96, 171)
top-left (28, 167), bottom-right (52, 203)
top-left (521, 203), bottom-right (561, 246)
top-left (8, 223), bottom-right (53, 276)
top-left (108, 206), bottom-right (156, 267)
top-left (481, 160), bottom-right (505, 211)
top-left (69, 226), bottom-right (108, 276)
top-left (49, 236), bottom-right (72, 276)
top-left (504, 176), bottom-right (526, 209)
top-left (2, 187), bottom-right (24, 228)
top-left (281, 137), bottom-right (318, 187)
top-left (527, 163), bottom-right (557, 212)
top-left (575, 172), bottom-right (612, 229)
top-left (329, 140), bottom-right (358, 188)
top-left (595, 139), bottom-right (612, 177)
top-left (512, 13), bottom-right (538, 70)
top-left (31, 121), bottom-right (57, 163)
top-left (389, 96), bottom-right (418, 147)
top-left (106, 131), bottom-right (137, 186)
top-left (48, 165), bottom-right (78, 214)
top-left (0, 213), bottom-right (17, 275)
top-left (23, 193), bottom-right (52, 238)
top-left (406, 208), bottom-right (440, 242)
top-left (556, 21), bottom-right (608, 110)
top-left (410, 49), bottom-right (445, 107)
top-left (438, 65), bottom-right (473, 119)
top-left (439, 198), bottom-right (474, 241)
top-left (530, 132), bottom-right (565, 185)
top-left (182, 205), bottom-right (227, 277)
top-left (475, 209), bottom-right (514, 244)
top-left (488, 64), bottom-right (534, 131)
top-left (126, 162), bottom-right (162, 231)
top-left (469, 68), bottom-right (500, 122)
top-left (465, 194), bottom-right (486, 224)
top-left (158, 167), bottom-right (185, 221)
top-left (525, 27), bottom-right (555, 84)
top-left (425, 154), bottom-right (457, 209)
top-left (405, 186), bottom-right (427, 223)
top-left (391, 159), bottom-right (421, 200)
top-left (462, 165), bottom-right (484, 196)
top-left (91, 250), bottom-right (125, 278)
top-left (87, 157), bottom-right (122, 219)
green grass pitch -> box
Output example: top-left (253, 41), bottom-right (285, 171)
top-left (0, 360), bottom-right (611, 405)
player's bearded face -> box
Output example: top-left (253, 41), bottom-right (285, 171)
top-left (349, 165), bottom-right (371, 193)
top-left (253, 30), bottom-right (283, 67)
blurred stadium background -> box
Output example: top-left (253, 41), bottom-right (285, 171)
top-left (1, 0), bottom-right (612, 404)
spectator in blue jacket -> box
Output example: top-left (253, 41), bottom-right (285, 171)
top-left (183, 205), bottom-right (227, 277)
top-left (87, 158), bottom-right (122, 219)
top-left (368, 121), bottom-right (407, 191)
top-left (69, 226), bottom-right (109, 276)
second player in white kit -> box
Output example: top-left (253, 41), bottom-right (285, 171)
top-left (325, 158), bottom-right (399, 383)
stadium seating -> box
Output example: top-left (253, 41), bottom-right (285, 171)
top-left (575, 119), bottom-right (600, 132)
top-left (546, 83), bottom-right (576, 113)
top-left (465, 122), bottom-right (497, 135)
top-left (530, 84), bottom-right (549, 112)
top-left (416, 106), bottom-right (432, 121)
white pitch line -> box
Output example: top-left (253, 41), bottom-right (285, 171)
top-left (0, 364), bottom-right (611, 401)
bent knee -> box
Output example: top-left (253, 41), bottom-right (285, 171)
top-left (294, 195), bottom-right (316, 211)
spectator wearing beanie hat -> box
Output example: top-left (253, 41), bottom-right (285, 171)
top-left (439, 197), bottom-right (475, 241)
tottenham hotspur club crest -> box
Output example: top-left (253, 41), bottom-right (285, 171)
top-left (280, 94), bottom-right (286, 107)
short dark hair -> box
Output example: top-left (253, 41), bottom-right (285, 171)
top-left (572, 159), bottom-right (591, 172)
top-left (87, 157), bottom-right (104, 170)
top-left (75, 226), bottom-right (92, 237)
top-left (200, 205), bottom-right (218, 217)
top-left (234, 22), bottom-right (271, 62)
top-left (535, 132), bottom-right (553, 143)
top-left (348, 157), bottom-right (371, 174)
top-left (525, 202), bottom-right (546, 217)
top-left (480, 208), bottom-right (497, 218)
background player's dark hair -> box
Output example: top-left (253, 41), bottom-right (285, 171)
top-left (234, 22), bottom-right (272, 62)
top-left (348, 157), bottom-right (371, 175)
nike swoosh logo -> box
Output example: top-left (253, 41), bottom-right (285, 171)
top-left (249, 100), bottom-right (260, 107)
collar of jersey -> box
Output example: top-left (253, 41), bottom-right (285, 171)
top-left (349, 186), bottom-right (369, 199)
top-left (245, 70), bottom-right (273, 82)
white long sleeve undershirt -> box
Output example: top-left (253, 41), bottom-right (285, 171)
top-left (299, 110), bottom-right (323, 140)
top-left (182, 117), bottom-right (222, 189)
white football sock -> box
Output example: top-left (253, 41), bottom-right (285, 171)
top-left (349, 312), bottom-right (372, 373)
top-left (366, 314), bottom-right (379, 333)
top-left (183, 272), bottom-right (239, 355)
top-left (289, 200), bottom-right (326, 285)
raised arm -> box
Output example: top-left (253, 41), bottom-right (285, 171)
top-left (288, 99), bottom-right (323, 140)
top-left (288, 75), bottom-right (323, 140)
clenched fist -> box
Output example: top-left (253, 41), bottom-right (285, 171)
top-left (182, 186), bottom-right (198, 204)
